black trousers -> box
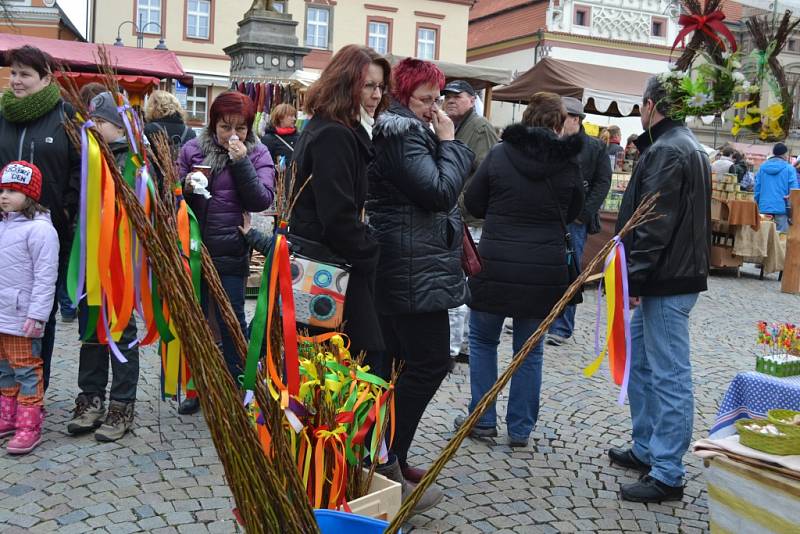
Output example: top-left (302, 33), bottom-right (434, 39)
top-left (380, 310), bottom-right (450, 467)
top-left (77, 304), bottom-right (140, 403)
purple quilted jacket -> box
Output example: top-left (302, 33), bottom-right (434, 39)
top-left (178, 130), bottom-right (275, 276)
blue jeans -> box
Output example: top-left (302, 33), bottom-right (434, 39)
top-left (549, 222), bottom-right (587, 339)
top-left (203, 274), bottom-right (248, 384)
top-left (772, 214), bottom-right (789, 232)
top-left (468, 310), bottom-right (543, 441)
top-left (628, 293), bottom-right (699, 488)
top-left (58, 279), bottom-right (77, 318)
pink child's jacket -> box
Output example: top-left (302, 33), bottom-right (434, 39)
top-left (0, 212), bottom-right (59, 337)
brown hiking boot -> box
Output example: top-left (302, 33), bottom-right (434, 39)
top-left (94, 401), bottom-right (134, 442)
top-left (66, 394), bottom-right (105, 435)
top-left (376, 457), bottom-right (443, 514)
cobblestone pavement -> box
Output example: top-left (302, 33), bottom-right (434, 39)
top-left (1, 266), bottom-right (797, 533)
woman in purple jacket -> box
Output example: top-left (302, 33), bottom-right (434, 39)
top-left (177, 92), bottom-right (275, 414)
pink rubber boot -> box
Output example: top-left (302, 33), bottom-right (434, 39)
top-left (7, 404), bottom-right (42, 454)
top-left (0, 396), bottom-right (16, 438)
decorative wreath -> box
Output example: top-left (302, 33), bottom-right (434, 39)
top-left (657, 0), bottom-right (739, 121)
top-left (731, 11), bottom-right (800, 141)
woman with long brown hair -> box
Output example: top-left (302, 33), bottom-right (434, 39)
top-left (290, 45), bottom-right (389, 357)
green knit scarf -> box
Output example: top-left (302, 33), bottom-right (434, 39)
top-left (0, 83), bottom-right (61, 124)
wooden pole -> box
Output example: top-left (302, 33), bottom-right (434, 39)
top-left (484, 86), bottom-right (493, 119)
top-left (782, 189), bottom-right (800, 294)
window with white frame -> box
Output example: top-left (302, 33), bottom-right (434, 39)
top-left (136, 0), bottom-right (162, 34)
top-left (306, 6), bottom-right (330, 49)
top-left (185, 86), bottom-right (208, 122)
top-left (417, 27), bottom-right (436, 60)
top-left (368, 21), bottom-right (390, 54)
top-left (187, 0), bottom-right (211, 39)
top-left (273, 1), bottom-right (285, 12)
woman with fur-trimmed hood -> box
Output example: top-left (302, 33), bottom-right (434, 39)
top-left (366, 58), bottom-right (473, 496)
top-left (177, 91), bottom-right (274, 413)
top-left (454, 92), bottom-right (584, 448)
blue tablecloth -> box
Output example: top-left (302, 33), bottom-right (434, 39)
top-left (710, 371), bottom-right (800, 439)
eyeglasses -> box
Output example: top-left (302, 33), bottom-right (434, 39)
top-left (411, 94), bottom-right (443, 108)
top-left (363, 82), bottom-right (385, 94)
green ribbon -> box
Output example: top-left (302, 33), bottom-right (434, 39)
top-left (243, 237), bottom-right (275, 391)
top-left (187, 205), bottom-right (202, 298)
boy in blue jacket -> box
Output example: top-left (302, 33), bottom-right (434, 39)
top-left (755, 143), bottom-right (798, 232)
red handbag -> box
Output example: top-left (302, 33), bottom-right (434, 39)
top-left (461, 222), bottom-right (483, 276)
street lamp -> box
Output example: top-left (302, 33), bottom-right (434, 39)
top-left (114, 16), bottom-right (167, 50)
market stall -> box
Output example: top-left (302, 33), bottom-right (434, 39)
top-left (491, 57), bottom-right (650, 117)
top-left (0, 33), bottom-right (192, 107)
top-left (0, 33), bottom-right (192, 85)
top-left (710, 175), bottom-right (786, 274)
top-left (695, 321), bottom-right (800, 533)
top-left (582, 171), bottom-right (631, 274)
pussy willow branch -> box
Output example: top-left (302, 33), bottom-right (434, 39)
top-left (61, 72), bottom-right (317, 530)
top-left (386, 194), bottom-right (661, 532)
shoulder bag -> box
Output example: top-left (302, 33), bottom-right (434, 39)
top-left (286, 233), bottom-right (351, 329)
top-left (461, 222), bottom-right (482, 277)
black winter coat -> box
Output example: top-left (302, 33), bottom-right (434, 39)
top-left (0, 99), bottom-right (80, 265)
top-left (261, 127), bottom-right (299, 168)
top-left (575, 130), bottom-right (612, 234)
top-left (465, 124), bottom-right (584, 318)
top-left (143, 112), bottom-right (196, 150)
top-left (616, 119), bottom-right (711, 297)
top-left (367, 100), bottom-right (474, 315)
top-left (290, 116), bottom-right (383, 352)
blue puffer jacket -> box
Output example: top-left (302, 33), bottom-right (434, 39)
top-left (178, 129), bottom-right (275, 276)
top-left (755, 157), bottom-right (798, 215)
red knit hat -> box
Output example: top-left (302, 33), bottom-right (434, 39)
top-left (0, 161), bottom-right (42, 202)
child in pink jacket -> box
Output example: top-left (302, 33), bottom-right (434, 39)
top-left (0, 161), bottom-right (59, 454)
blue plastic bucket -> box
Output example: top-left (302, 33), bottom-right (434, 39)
top-left (314, 509), bottom-right (400, 534)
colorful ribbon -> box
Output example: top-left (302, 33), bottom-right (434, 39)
top-left (584, 237), bottom-right (632, 405)
top-left (672, 10), bottom-right (737, 54)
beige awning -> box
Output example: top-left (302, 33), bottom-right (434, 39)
top-left (492, 57), bottom-right (655, 117)
top-left (383, 53), bottom-right (513, 91)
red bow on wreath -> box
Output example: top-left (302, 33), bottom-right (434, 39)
top-left (672, 10), bottom-right (738, 54)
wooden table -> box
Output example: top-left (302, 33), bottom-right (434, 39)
top-left (704, 456), bottom-right (800, 533)
top-left (782, 189), bottom-right (800, 294)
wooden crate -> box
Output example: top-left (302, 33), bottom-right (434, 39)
top-left (705, 456), bottom-right (800, 533)
top-left (348, 470), bottom-right (402, 522)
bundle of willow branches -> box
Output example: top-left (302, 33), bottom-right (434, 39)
top-left (59, 50), bottom-right (318, 533)
top-left (385, 194), bottom-right (660, 533)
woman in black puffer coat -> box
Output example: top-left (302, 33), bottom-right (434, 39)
top-left (367, 58), bottom-right (473, 484)
top-left (454, 92), bottom-right (584, 448)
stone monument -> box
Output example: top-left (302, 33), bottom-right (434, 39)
top-left (223, 0), bottom-right (310, 80)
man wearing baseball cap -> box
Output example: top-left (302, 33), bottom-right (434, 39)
top-left (546, 96), bottom-right (611, 346)
top-left (442, 80), bottom-right (499, 366)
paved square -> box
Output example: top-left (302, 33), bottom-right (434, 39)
top-left (1, 266), bottom-right (796, 533)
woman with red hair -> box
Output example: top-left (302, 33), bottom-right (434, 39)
top-left (366, 58), bottom-right (474, 502)
top-left (176, 91), bottom-right (275, 414)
